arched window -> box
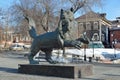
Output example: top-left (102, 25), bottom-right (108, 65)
top-left (92, 33), bottom-right (99, 41)
top-left (86, 22), bottom-right (91, 30)
top-left (78, 23), bottom-right (84, 33)
top-left (93, 22), bottom-right (99, 30)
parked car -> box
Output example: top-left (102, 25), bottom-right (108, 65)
top-left (9, 43), bottom-right (24, 51)
top-left (88, 41), bottom-right (104, 48)
top-left (23, 44), bottom-right (31, 49)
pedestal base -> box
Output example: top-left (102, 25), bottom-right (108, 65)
top-left (18, 64), bottom-right (93, 79)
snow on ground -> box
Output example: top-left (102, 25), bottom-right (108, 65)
top-left (53, 48), bottom-right (120, 60)
top-left (33, 48), bottom-right (120, 63)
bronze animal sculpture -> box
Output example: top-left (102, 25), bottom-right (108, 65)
top-left (25, 8), bottom-right (89, 64)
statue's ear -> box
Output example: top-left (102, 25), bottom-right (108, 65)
top-left (61, 9), bottom-right (63, 12)
top-left (70, 7), bottom-right (74, 12)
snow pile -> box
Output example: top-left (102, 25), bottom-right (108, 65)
top-left (113, 59), bottom-right (120, 64)
top-left (33, 48), bottom-right (120, 63)
top-left (53, 48), bottom-right (120, 60)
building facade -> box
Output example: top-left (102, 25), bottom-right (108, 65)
top-left (110, 19), bottom-right (120, 48)
top-left (76, 11), bottom-right (112, 47)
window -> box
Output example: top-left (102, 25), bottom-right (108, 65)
top-left (93, 22), bottom-right (99, 30)
top-left (78, 23), bottom-right (84, 33)
top-left (86, 22), bottom-right (91, 30)
top-left (79, 23), bottom-right (83, 27)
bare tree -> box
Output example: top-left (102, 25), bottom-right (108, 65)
top-left (10, 0), bottom-right (60, 33)
top-left (67, 0), bottom-right (102, 13)
top-left (10, 0), bottom-right (102, 34)
top-left (10, 0), bottom-right (44, 34)
top-left (37, 0), bottom-right (64, 32)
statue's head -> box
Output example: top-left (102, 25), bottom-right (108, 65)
top-left (60, 8), bottom-right (74, 21)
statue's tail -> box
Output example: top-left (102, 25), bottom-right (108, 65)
top-left (29, 26), bottom-right (37, 39)
top-left (24, 16), bottom-right (37, 39)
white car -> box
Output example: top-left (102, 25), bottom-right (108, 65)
top-left (9, 43), bottom-right (24, 51)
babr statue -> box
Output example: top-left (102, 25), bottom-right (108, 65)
top-left (25, 8), bottom-right (89, 64)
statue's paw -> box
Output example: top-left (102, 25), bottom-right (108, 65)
top-left (49, 60), bottom-right (58, 64)
top-left (29, 60), bottom-right (39, 64)
top-left (47, 59), bottom-right (58, 64)
top-left (74, 44), bottom-right (81, 49)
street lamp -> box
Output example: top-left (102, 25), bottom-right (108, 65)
top-left (113, 39), bottom-right (117, 59)
top-left (111, 32), bottom-right (116, 59)
top-left (83, 32), bottom-right (87, 61)
top-left (92, 38), bottom-right (94, 58)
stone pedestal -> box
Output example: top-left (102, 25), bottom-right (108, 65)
top-left (18, 64), bottom-right (93, 79)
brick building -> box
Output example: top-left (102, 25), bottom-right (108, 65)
top-left (110, 19), bottom-right (120, 48)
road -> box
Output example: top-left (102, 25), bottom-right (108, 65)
top-left (0, 50), bottom-right (120, 80)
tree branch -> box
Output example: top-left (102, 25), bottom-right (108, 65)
top-left (73, 0), bottom-right (86, 13)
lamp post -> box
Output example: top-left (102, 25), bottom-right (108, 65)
top-left (111, 33), bottom-right (116, 59)
top-left (83, 32), bottom-right (86, 61)
top-left (84, 42), bottom-right (87, 61)
top-left (113, 39), bottom-right (116, 59)
top-left (92, 38), bottom-right (94, 58)
top-left (84, 14), bottom-right (88, 61)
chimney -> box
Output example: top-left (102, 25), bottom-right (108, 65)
top-left (100, 13), bottom-right (106, 17)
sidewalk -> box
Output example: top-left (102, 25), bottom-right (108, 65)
top-left (0, 52), bottom-right (120, 80)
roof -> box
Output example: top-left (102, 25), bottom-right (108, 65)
top-left (111, 20), bottom-right (120, 25)
top-left (75, 11), bottom-right (111, 24)
top-left (110, 27), bottom-right (120, 31)
top-left (76, 11), bottom-right (100, 20)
